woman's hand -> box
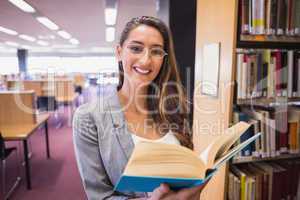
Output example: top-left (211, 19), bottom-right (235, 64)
top-left (148, 181), bottom-right (209, 200)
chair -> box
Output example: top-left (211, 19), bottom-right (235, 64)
top-left (0, 133), bottom-right (21, 200)
top-left (37, 96), bottom-right (58, 112)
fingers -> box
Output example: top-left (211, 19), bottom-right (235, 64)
top-left (149, 181), bottom-right (209, 200)
top-left (174, 184), bottom-right (203, 200)
top-left (150, 184), bottom-right (170, 200)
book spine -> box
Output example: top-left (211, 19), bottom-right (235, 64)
top-left (269, 119), bottom-right (277, 157)
top-left (290, 0), bottom-right (296, 35)
top-left (280, 111), bottom-right (289, 153)
top-left (249, 0), bottom-right (254, 34)
top-left (287, 50), bottom-right (294, 98)
top-left (247, 54), bottom-right (252, 98)
top-left (242, 54), bottom-right (248, 99)
top-left (281, 51), bottom-right (288, 97)
top-left (297, 56), bottom-right (300, 97)
top-left (237, 53), bottom-right (244, 99)
top-left (269, 54), bottom-right (276, 98)
top-left (270, 0), bottom-right (278, 34)
top-left (262, 60), bottom-right (269, 97)
top-left (257, 52), bottom-right (263, 97)
top-left (265, 0), bottom-right (272, 35)
top-left (297, 116), bottom-right (300, 153)
top-left (257, 0), bottom-right (265, 34)
top-left (274, 51), bottom-right (282, 96)
top-left (288, 122), bottom-right (298, 153)
top-left (242, 0), bottom-right (250, 34)
top-left (286, 0), bottom-right (293, 35)
top-left (277, 0), bottom-right (287, 35)
top-left (252, 0), bottom-right (257, 34)
top-left (292, 51), bottom-right (299, 97)
top-left (294, 0), bottom-right (300, 35)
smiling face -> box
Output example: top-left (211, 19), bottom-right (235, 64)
top-left (116, 24), bottom-right (165, 88)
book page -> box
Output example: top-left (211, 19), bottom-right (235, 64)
top-left (124, 142), bottom-right (207, 179)
top-left (213, 133), bottom-right (261, 169)
top-left (198, 142), bottom-right (214, 165)
top-left (202, 122), bottom-right (251, 169)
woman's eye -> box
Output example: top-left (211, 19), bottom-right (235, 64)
top-left (151, 49), bottom-right (164, 56)
top-left (129, 46), bottom-right (143, 53)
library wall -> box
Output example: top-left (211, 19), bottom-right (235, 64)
top-left (193, 0), bottom-right (238, 199)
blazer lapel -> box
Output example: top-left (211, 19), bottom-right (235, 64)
top-left (108, 91), bottom-right (134, 160)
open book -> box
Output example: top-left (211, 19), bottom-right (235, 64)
top-left (114, 122), bottom-right (261, 192)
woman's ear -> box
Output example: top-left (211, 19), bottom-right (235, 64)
top-left (116, 45), bottom-right (122, 61)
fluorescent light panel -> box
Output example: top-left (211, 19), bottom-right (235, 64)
top-left (105, 27), bottom-right (115, 42)
top-left (57, 30), bottom-right (72, 39)
top-left (21, 45), bottom-right (31, 49)
top-left (69, 38), bottom-right (79, 45)
top-left (8, 0), bottom-right (35, 13)
top-left (37, 40), bottom-right (49, 46)
top-left (105, 8), bottom-right (117, 25)
top-left (36, 17), bottom-right (59, 30)
top-left (19, 34), bottom-right (36, 42)
top-left (5, 41), bottom-right (19, 47)
top-left (0, 26), bottom-right (18, 35)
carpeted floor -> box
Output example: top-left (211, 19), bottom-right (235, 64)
top-left (5, 106), bottom-right (86, 200)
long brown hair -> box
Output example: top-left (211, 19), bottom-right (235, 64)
top-left (117, 16), bottom-right (193, 149)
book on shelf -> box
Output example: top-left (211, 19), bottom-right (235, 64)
top-left (228, 161), bottom-right (300, 200)
top-left (240, 0), bottom-right (300, 36)
top-left (236, 49), bottom-right (300, 99)
top-left (114, 122), bottom-right (261, 193)
top-left (233, 108), bottom-right (300, 160)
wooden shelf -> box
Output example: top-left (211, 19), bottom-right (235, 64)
top-left (237, 97), bottom-right (300, 108)
top-left (237, 34), bottom-right (300, 50)
top-left (232, 153), bottom-right (300, 164)
top-left (240, 34), bottom-right (300, 43)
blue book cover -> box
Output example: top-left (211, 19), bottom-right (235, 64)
top-left (114, 170), bottom-right (215, 193)
top-left (237, 112), bottom-right (255, 156)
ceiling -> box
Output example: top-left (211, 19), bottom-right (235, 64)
top-left (0, 0), bottom-right (158, 56)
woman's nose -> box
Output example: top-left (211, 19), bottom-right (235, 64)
top-left (138, 49), bottom-right (151, 65)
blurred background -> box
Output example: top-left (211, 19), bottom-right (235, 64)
top-left (0, 0), bottom-right (197, 199)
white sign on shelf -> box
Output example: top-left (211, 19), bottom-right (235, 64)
top-left (201, 43), bottom-right (220, 97)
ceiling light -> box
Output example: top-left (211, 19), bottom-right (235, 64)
top-left (52, 44), bottom-right (76, 49)
top-left (57, 30), bottom-right (72, 39)
top-left (8, 0), bottom-right (35, 13)
top-left (58, 49), bottom-right (84, 53)
top-left (19, 34), bottom-right (36, 42)
top-left (36, 17), bottom-right (59, 30)
top-left (37, 40), bottom-right (49, 46)
top-left (5, 41), bottom-right (19, 47)
top-left (21, 45), bottom-right (31, 49)
top-left (0, 26), bottom-right (18, 35)
top-left (105, 27), bottom-right (115, 42)
top-left (69, 38), bottom-right (79, 45)
top-left (38, 35), bottom-right (56, 40)
top-left (105, 8), bottom-right (117, 25)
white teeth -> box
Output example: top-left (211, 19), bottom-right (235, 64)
top-left (134, 67), bottom-right (150, 74)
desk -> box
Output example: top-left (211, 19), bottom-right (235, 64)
top-left (1, 113), bottom-right (50, 190)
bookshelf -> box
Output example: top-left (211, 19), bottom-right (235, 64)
top-left (237, 0), bottom-right (300, 49)
top-left (194, 0), bottom-right (300, 199)
top-left (229, 0), bottom-right (300, 199)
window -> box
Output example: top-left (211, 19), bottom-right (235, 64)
top-left (0, 57), bottom-right (19, 74)
top-left (27, 56), bottom-right (117, 74)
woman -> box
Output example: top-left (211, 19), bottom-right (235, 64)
top-left (73, 16), bottom-right (208, 200)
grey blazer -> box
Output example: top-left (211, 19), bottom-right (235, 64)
top-left (73, 89), bottom-right (146, 200)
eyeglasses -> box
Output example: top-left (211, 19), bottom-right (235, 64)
top-left (126, 44), bottom-right (168, 59)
